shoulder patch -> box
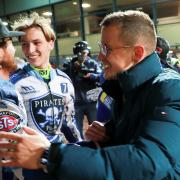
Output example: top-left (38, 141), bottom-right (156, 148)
top-left (56, 69), bottom-right (72, 83)
top-left (10, 68), bottom-right (30, 84)
top-left (0, 111), bottom-right (23, 133)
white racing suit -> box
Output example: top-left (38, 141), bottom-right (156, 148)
top-left (0, 78), bottom-right (27, 180)
top-left (10, 64), bottom-right (81, 144)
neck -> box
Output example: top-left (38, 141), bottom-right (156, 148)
top-left (30, 64), bottom-right (50, 70)
top-left (30, 64), bottom-right (51, 80)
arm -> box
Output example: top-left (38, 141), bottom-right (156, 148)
top-left (83, 60), bottom-right (102, 81)
top-left (47, 99), bottom-right (180, 180)
top-left (62, 82), bottom-right (82, 142)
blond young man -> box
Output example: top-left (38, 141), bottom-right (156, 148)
top-left (11, 12), bottom-right (81, 143)
top-left (10, 13), bottom-right (81, 180)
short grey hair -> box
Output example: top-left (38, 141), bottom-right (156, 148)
top-left (100, 10), bottom-right (156, 54)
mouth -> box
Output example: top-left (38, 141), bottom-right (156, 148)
top-left (27, 55), bottom-right (39, 60)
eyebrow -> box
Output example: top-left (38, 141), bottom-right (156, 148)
top-left (20, 39), bottom-right (42, 43)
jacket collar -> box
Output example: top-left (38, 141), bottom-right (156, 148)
top-left (24, 64), bottom-right (56, 81)
top-left (117, 52), bottom-right (163, 93)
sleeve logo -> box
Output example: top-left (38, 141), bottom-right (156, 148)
top-left (0, 111), bottom-right (22, 133)
top-left (60, 83), bottom-right (68, 93)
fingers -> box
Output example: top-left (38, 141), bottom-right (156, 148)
top-left (0, 159), bottom-right (18, 167)
top-left (84, 121), bottom-right (107, 142)
top-left (88, 121), bottom-right (106, 135)
top-left (85, 129), bottom-right (106, 141)
top-left (86, 126), bottom-right (105, 137)
top-left (85, 132), bottom-right (102, 141)
top-left (85, 129), bottom-right (106, 142)
top-left (22, 126), bottom-right (39, 135)
top-left (0, 151), bottom-right (16, 159)
top-left (0, 132), bottom-right (22, 142)
top-left (0, 142), bottom-right (17, 150)
top-left (90, 122), bottom-right (105, 132)
top-left (91, 121), bottom-right (104, 127)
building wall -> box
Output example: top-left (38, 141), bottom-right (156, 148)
top-left (0, 0), bottom-right (64, 15)
top-left (1, 0), bottom-right (180, 63)
top-left (157, 17), bottom-right (180, 47)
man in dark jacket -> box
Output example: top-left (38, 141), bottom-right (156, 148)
top-left (63, 41), bottom-right (102, 138)
top-left (1, 10), bottom-right (180, 180)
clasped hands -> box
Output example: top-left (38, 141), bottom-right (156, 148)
top-left (0, 126), bottom-right (50, 169)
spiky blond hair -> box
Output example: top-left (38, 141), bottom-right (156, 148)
top-left (13, 12), bottom-right (56, 42)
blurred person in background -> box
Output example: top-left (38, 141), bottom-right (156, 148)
top-left (167, 50), bottom-right (180, 73)
top-left (63, 41), bottom-right (102, 138)
top-left (156, 36), bottom-right (180, 72)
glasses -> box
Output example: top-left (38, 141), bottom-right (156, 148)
top-left (98, 42), bottom-right (131, 56)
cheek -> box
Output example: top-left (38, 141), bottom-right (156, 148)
top-left (2, 53), bottom-right (17, 73)
top-left (108, 54), bottom-right (133, 74)
top-left (108, 53), bottom-right (122, 69)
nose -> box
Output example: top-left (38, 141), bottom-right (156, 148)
top-left (28, 43), bottom-right (36, 53)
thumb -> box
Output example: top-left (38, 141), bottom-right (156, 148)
top-left (22, 126), bottom-right (39, 135)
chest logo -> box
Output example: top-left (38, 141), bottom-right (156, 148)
top-left (30, 93), bottom-right (65, 135)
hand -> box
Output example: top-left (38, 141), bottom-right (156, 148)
top-left (0, 126), bottom-right (50, 169)
top-left (84, 121), bottom-right (108, 142)
top-left (83, 73), bottom-right (91, 78)
top-left (74, 61), bottom-right (81, 69)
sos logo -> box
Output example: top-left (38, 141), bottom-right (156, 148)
top-left (0, 111), bottom-right (21, 132)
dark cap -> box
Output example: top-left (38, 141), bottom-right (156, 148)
top-left (73, 41), bottom-right (91, 55)
top-left (0, 19), bottom-right (25, 42)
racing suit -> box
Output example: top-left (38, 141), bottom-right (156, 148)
top-left (10, 64), bottom-right (81, 143)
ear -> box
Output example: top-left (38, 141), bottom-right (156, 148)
top-left (133, 46), bottom-right (144, 63)
top-left (48, 40), bottom-right (55, 50)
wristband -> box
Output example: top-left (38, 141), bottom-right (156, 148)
top-left (40, 148), bottom-right (49, 173)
